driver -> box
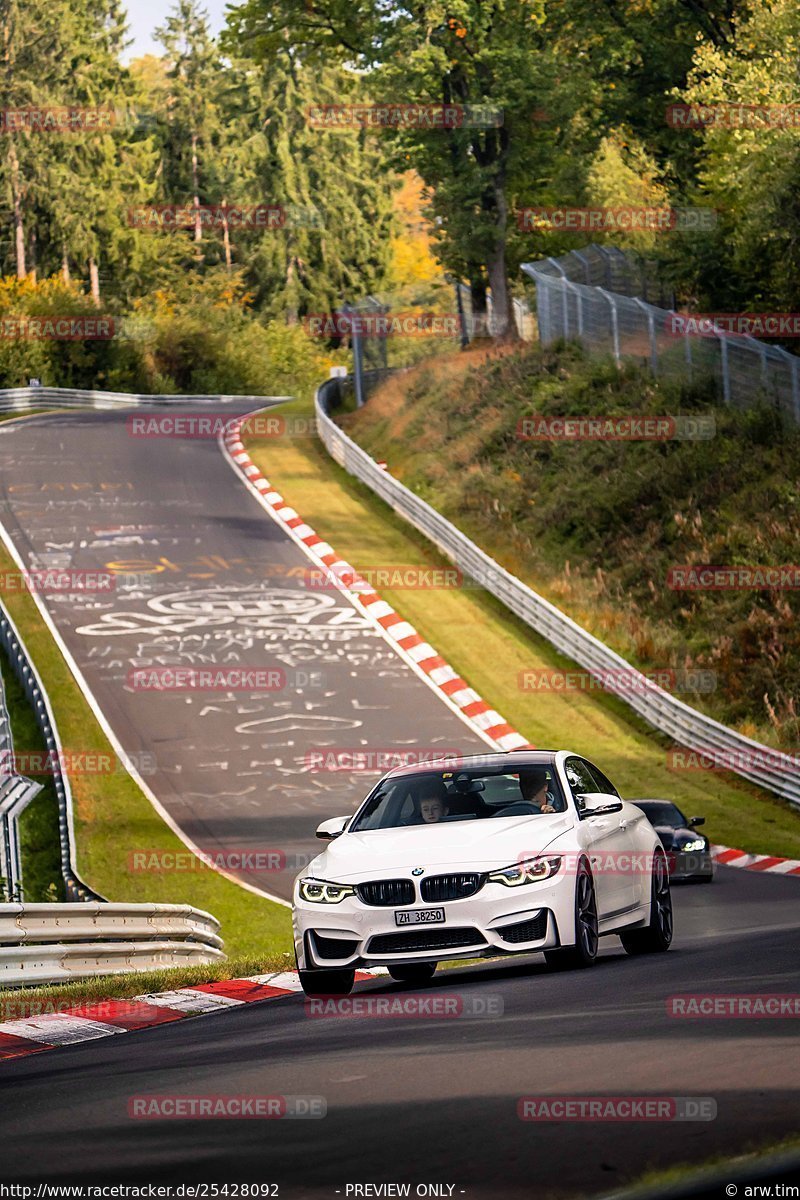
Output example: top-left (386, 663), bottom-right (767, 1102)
top-left (518, 767), bottom-right (556, 813)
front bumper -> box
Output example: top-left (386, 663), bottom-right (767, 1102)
top-left (293, 873), bottom-right (574, 970)
top-left (667, 849), bottom-right (714, 881)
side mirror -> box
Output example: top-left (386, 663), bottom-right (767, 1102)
top-left (315, 815), bottom-right (350, 841)
top-left (688, 816), bottom-right (705, 827)
top-left (577, 792), bottom-right (624, 816)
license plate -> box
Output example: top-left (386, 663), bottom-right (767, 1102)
top-left (395, 907), bottom-right (445, 926)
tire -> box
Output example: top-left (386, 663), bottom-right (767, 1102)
top-left (620, 852), bottom-right (673, 955)
top-left (298, 968), bottom-right (355, 996)
top-left (388, 963), bottom-right (437, 983)
top-left (544, 860), bottom-right (598, 970)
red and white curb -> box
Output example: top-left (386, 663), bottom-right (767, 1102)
top-left (220, 416), bottom-right (800, 881)
top-left (221, 419), bottom-right (531, 754)
top-left (709, 844), bottom-right (800, 876)
top-left (0, 970), bottom-right (384, 1062)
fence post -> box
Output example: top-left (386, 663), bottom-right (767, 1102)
top-left (343, 303), bottom-right (365, 407)
top-left (598, 288), bottom-right (621, 364)
top-left (717, 331), bottom-right (731, 405)
top-left (633, 298), bottom-right (658, 376)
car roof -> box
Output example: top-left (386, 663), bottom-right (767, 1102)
top-left (383, 750), bottom-right (561, 779)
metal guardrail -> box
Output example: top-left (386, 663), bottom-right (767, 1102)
top-left (316, 374), bottom-right (800, 811)
top-left (0, 607), bottom-right (103, 902)
top-left (0, 385), bottom-right (285, 412)
top-left (0, 902), bottom-right (223, 987)
top-left (0, 659), bottom-right (41, 901)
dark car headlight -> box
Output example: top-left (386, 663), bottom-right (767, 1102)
top-left (677, 838), bottom-right (706, 853)
top-left (488, 857), bottom-right (562, 887)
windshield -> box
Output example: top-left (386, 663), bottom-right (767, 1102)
top-left (636, 801), bottom-right (686, 828)
top-left (350, 766), bottom-right (568, 832)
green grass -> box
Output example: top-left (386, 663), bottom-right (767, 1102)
top-left (343, 342), bottom-right (800, 749)
top-left (0, 953), bottom-right (294, 1018)
top-left (0, 535), bottom-right (292, 959)
top-left (244, 379), bottom-right (800, 860)
top-left (620, 1133), bottom-right (800, 1196)
top-left (0, 647), bottom-right (64, 902)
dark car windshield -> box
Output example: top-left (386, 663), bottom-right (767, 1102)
top-left (350, 766), bottom-right (567, 832)
top-left (635, 801), bottom-right (686, 828)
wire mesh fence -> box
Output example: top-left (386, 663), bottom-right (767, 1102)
top-left (523, 246), bottom-right (800, 426)
top-left (344, 280), bottom-right (534, 406)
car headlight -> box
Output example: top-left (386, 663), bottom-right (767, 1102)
top-left (678, 839), bottom-right (706, 853)
top-left (298, 877), bottom-right (356, 904)
top-left (488, 857), bottom-right (562, 887)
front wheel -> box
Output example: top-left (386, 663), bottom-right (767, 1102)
top-left (388, 963), bottom-right (437, 983)
top-left (298, 968), bottom-right (355, 996)
top-left (620, 852), bottom-right (673, 955)
top-left (544, 861), bottom-right (598, 970)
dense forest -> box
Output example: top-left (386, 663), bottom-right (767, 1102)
top-left (2, 0), bottom-right (799, 388)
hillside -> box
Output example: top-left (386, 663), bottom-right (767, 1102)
top-left (339, 343), bottom-right (800, 749)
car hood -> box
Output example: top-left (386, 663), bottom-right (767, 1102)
top-left (304, 813), bottom-right (573, 881)
top-left (652, 824), bottom-right (705, 849)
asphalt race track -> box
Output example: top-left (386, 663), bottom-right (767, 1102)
top-left (0, 867), bottom-right (798, 1196)
top-left (0, 408), bottom-right (798, 1198)
top-left (0, 408), bottom-right (490, 898)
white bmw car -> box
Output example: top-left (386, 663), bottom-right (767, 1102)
top-left (293, 750), bottom-right (673, 995)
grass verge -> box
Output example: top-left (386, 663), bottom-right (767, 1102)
top-left (0, 521), bottom-right (292, 959)
top-left (243, 375), bottom-right (800, 860)
top-left (622, 1132), bottom-right (800, 1196)
top-left (0, 952), bottom-right (294, 1018)
top-left (0, 646), bottom-right (64, 901)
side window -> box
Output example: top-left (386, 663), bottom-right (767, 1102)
top-left (564, 757), bottom-right (598, 801)
top-left (585, 761), bottom-right (620, 798)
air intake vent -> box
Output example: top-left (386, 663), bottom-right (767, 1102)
top-left (367, 928), bottom-right (486, 954)
top-left (356, 879), bottom-right (415, 907)
top-left (496, 912), bottom-right (548, 944)
top-left (420, 873), bottom-right (483, 902)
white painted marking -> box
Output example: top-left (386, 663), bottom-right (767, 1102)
top-left (0, 1015), bottom-right (125, 1044)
